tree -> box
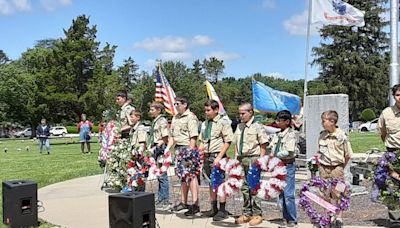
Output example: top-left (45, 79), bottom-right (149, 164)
top-left (0, 50), bottom-right (10, 65)
top-left (0, 62), bottom-right (37, 125)
top-left (99, 42), bottom-right (117, 75)
top-left (118, 57), bottom-right (139, 91)
top-left (203, 57), bottom-right (224, 83)
top-left (312, 0), bottom-right (389, 120)
top-left (56, 14), bottom-right (99, 98)
top-left (191, 59), bottom-right (205, 80)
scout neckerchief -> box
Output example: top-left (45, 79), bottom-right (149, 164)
top-left (148, 115), bottom-right (165, 146)
top-left (203, 115), bottom-right (220, 153)
top-left (202, 119), bottom-right (213, 142)
top-left (238, 117), bottom-right (257, 156)
top-left (274, 128), bottom-right (290, 157)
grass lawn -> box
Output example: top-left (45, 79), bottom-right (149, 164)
top-left (0, 131), bottom-right (385, 227)
top-left (349, 131), bottom-right (385, 153)
top-left (0, 137), bottom-right (102, 227)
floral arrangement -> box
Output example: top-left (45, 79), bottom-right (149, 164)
top-left (308, 154), bottom-right (320, 175)
top-left (247, 155), bottom-right (287, 200)
top-left (210, 158), bottom-right (244, 198)
top-left (121, 146), bottom-right (155, 192)
top-left (105, 138), bottom-right (131, 190)
top-left (372, 151), bottom-right (400, 210)
top-left (299, 176), bottom-right (351, 227)
top-left (98, 120), bottom-right (119, 163)
top-left (175, 147), bottom-right (204, 183)
top-left (145, 149), bottom-right (173, 177)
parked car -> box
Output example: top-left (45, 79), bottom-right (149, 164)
top-left (15, 128), bottom-right (32, 138)
top-left (358, 118), bottom-right (379, 132)
top-left (50, 126), bottom-right (68, 136)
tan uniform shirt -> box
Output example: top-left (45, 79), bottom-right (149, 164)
top-left (130, 122), bottom-right (148, 148)
top-left (171, 109), bottom-right (199, 146)
top-left (199, 115), bottom-right (234, 153)
top-left (378, 105), bottom-right (400, 149)
top-left (318, 128), bottom-right (353, 166)
top-left (233, 116), bottom-right (269, 156)
top-left (118, 103), bottom-right (135, 127)
top-left (267, 127), bottom-right (298, 159)
top-left (150, 115), bottom-right (170, 146)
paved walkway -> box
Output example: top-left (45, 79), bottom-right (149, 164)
top-left (38, 175), bottom-right (380, 228)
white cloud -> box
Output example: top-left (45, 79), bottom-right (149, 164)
top-left (0, 0), bottom-right (14, 15)
top-left (40, 0), bottom-right (72, 11)
top-left (160, 52), bottom-right (192, 61)
top-left (0, 0), bottom-right (31, 15)
top-left (261, 0), bottom-right (276, 10)
top-left (134, 35), bottom-right (213, 52)
top-left (0, 0), bottom-right (71, 15)
top-left (13, 0), bottom-right (30, 11)
top-left (283, 10), bottom-right (320, 36)
top-left (205, 51), bottom-right (241, 61)
top-left (134, 36), bottom-right (187, 52)
top-left (192, 35), bottom-right (213, 46)
top-left (266, 72), bottom-right (285, 79)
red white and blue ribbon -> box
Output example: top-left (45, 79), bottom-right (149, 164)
top-left (211, 158), bottom-right (244, 198)
top-left (247, 155), bottom-right (287, 200)
top-left (99, 120), bottom-right (118, 161)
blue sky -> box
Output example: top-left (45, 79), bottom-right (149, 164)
top-left (0, 0), bottom-right (332, 80)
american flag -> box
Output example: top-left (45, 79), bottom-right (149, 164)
top-left (155, 65), bottom-right (177, 116)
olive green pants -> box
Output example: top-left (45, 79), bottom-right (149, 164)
top-left (239, 156), bottom-right (262, 216)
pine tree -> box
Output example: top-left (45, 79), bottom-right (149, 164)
top-left (312, 0), bottom-right (389, 119)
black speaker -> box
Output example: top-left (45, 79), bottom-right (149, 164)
top-left (109, 192), bottom-right (155, 228)
top-left (2, 180), bottom-right (38, 228)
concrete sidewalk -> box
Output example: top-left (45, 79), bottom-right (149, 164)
top-left (38, 175), bottom-right (380, 228)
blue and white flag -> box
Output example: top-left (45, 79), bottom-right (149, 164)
top-left (311, 0), bottom-right (365, 27)
top-left (252, 80), bottom-right (301, 115)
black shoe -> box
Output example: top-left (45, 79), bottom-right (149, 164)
top-left (334, 220), bottom-right (343, 228)
top-left (202, 209), bottom-right (217, 217)
top-left (213, 210), bottom-right (228, 221)
top-left (172, 202), bottom-right (188, 212)
top-left (184, 205), bottom-right (200, 216)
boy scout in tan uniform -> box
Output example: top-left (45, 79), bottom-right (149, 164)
top-left (148, 102), bottom-right (171, 209)
top-left (233, 103), bottom-right (269, 226)
top-left (128, 110), bottom-right (147, 192)
top-left (267, 110), bottom-right (298, 228)
top-left (199, 100), bottom-right (233, 221)
top-left (378, 84), bottom-right (400, 151)
top-left (318, 111), bottom-right (353, 179)
top-left (166, 97), bottom-right (200, 216)
top-left (129, 111), bottom-right (148, 153)
top-left (317, 110), bottom-right (353, 228)
top-left (115, 92), bottom-right (135, 138)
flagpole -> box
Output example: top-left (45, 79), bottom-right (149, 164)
top-left (302, 0), bottom-right (313, 134)
top-left (390, 0), bottom-right (399, 106)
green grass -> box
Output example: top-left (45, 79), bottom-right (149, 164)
top-left (0, 137), bottom-right (102, 227)
top-left (349, 131), bottom-right (385, 153)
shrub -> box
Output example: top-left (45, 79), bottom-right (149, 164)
top-left (66, 125), bottom-right (100, 134)
top-left (361, 108), bottom-right (376, 122)
top-left (66, 126), bottom-right (78, 134)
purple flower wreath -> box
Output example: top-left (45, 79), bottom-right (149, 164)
top-left (175, 147), bottom-right (204, 183)
top-left (299, 176), bottom-right (351, 228)
top-left (371, 151), bottom-right (400, 210)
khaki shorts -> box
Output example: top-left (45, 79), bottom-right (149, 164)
top-left (319, 164), bottom-right (344, 179)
